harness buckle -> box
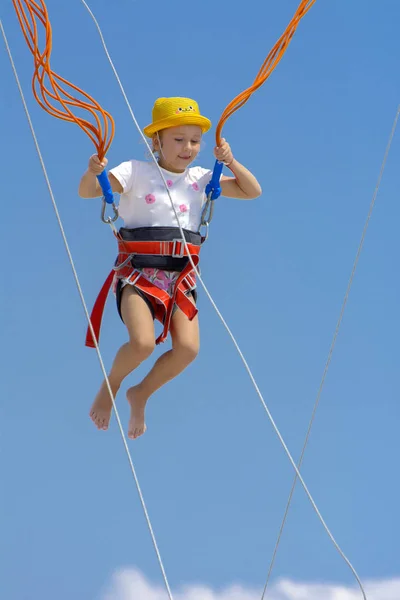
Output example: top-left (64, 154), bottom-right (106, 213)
top-left (113, 253), bottom-right (134, 272)
top-left (126, 270), bottom-right (140, 285)
top-left (171, 239), bottom-right (186, 258)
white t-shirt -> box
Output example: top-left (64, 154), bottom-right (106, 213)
top-left (109, 159), bottom-right (213, 231)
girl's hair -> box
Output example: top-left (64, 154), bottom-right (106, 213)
top-left (150, 131), bottom-right (163, 159)
top-left (141, 132), bottom-right (160, 161)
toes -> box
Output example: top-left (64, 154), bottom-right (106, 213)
top-left (99, 417), bottom-right (109, 431)
top-left (128, 425), bottom-right (140, 439)
top-left (127, 420), bottom-right (146, 440)
top-left (90, 408), bottom-right (110, 431)
top-left (90, 411), bottom-right (99, 427)
top-left (134, 426), bottom-right (145, 439)
top-left (89, 409), bottom-right (110, 431)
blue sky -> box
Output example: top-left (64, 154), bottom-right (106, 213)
top-left (1, 0), bottom-right (399, 599)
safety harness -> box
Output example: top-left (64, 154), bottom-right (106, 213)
top-left (85, 226), bottom-right (204, 348)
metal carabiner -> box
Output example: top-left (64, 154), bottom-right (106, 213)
top-left (101, 198), bottom-right (119, 224)
top-left (199, 194), bottom-right (215, 241)
top-left (200, 194), bottom-right (215, 225)
top-left (199, 220), bottom-right (210, 241)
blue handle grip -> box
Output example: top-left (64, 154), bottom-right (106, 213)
top-left (205, 160), bottom-right (224, 200)
top-left (97, 170), bottom-right (114, 204)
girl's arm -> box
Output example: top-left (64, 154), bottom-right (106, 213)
top-left (215, 139), bottom-right (262, 200)
top-left (78, 155), bottom-right (123, 198)
top-left (220, 159), bottom-right (262, 199)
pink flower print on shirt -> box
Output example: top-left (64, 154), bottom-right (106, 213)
top-left (192, 182), bottom-right (200, 192)
top-left (145, 194), bottom-right (156, 204)
top-left (166, 179), bottom-right (173, 188)
top-left (179, 204), bottom-right (188, 213)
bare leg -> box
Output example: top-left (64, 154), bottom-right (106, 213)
top-left (89, 286), bottom-right (155, 430)
top-left (127, 301), bottom-right (199, 439)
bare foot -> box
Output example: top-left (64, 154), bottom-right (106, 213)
top-left (126, 385), bottom-right (147, 440)
top-left (89, 380), bottom-right (119, 431)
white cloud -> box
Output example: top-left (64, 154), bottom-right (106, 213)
top-left (101, 568), bottom-right (400, 600)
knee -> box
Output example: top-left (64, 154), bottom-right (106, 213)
top-left (129, 336), bottom-right (155, 361)
top-left (174, 340), bottom-right (199, 365)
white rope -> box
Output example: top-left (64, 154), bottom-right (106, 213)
top-left (79, 2), bottom-right (368, 598)
top-left (0, 18), bottom-right (174, 600)
top-left (261, 104), bottom-right (400, 599)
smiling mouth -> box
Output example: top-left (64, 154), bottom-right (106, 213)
top-left (178, 155), bottom-right (192, 160)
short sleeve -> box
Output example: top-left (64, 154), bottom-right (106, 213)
top-left (189, 166), bottom-right (213, 191)
top-left (109, 159), bottom-right (138, 194)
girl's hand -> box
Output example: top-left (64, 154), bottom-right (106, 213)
top-left (214, 138), bottom-right (234, 166)
top-left (88, 154), bottom-right (108, 175)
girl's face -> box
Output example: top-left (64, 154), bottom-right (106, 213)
top-left (153, 125), bottom-right (202, 173)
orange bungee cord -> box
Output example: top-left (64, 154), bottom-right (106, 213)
top-left (13, 0), bottom-right (317, 216)
top-left (205, 0), bottom-right (317, 202)
top-left (12, 0), bottom-right (116, 207)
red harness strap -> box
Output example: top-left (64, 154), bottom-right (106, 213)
top-left (85, 237), bottom-right (201, 348)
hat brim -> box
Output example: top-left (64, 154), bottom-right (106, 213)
top-left (143, 114), bottom-right (211, 137)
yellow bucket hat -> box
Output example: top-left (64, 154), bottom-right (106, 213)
top-left (143, 97), bottom-right (212, 137)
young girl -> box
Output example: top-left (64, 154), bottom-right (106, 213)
top-left (79, 97), bottom-right (261, 440)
